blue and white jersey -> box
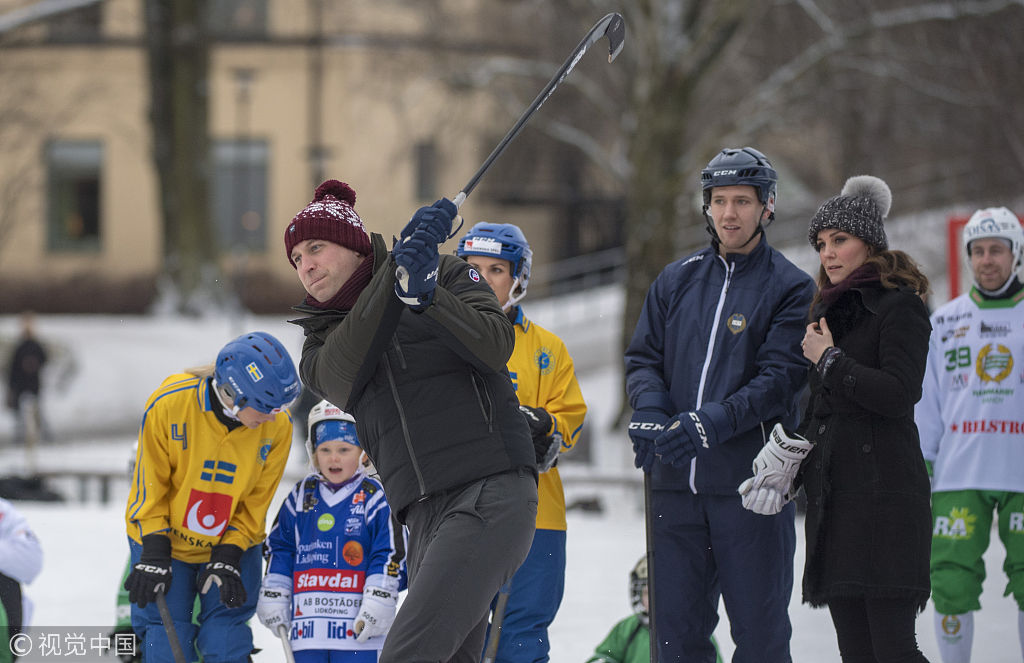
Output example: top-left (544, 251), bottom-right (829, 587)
top-left (264, 469), bottom-right (406, 652)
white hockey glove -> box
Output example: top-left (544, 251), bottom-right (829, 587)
top-left (737, 423), bottom-right (813, 515)
top-left (256, 574), bottom-right (292, 633)
top-left (738, 480), bottom-right (788, 515)
top-left (354, 584), bottom-right (399, 643)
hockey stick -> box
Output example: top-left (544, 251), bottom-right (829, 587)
top-left (396, 12), bottom-right (625, 285)
top-left (481, 580), bottom-right (512, 663)
top-left (451, 11), bottom-right (625, 209)
top-left (155, 590), bottom-right (188, 663)
top-left (643, 473), bottom-right (658, 663)
top-left (276, 624), bottom-right (296, 663)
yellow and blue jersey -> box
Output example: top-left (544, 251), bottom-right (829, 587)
top-left (125, 373), bottom-right (293, 562)
top-left (509, 307), bottom-right (587, 531)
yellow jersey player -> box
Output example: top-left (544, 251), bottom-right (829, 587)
top-left (458, 222), bottom-right (587, 662)
top-left (124, 331), bottom-right (299, 663)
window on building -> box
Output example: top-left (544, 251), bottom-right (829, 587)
top-left (206, 0), bottom-right (267, 38)
top-left (414, 141), bottom-right (437, 201)
top-left (46, 2), bottom-right (102, 43)
top-left (46, 140), bottom-right (102, 252)
top-left (211, 139), bottom-right (269, 252)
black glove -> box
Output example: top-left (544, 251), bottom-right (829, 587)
top-left (123, 534), bottom-right (172, 609)
top-left (518, 405), bottom-right (553, 442)
top-left (197, 544), bottom-right (246, 608)
top-left (533, 432), bottom-right (562, 473)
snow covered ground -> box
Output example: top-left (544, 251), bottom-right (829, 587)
top-left (0, 298), bottom-right (1020, 661)
top-left (8, 473), bottom-right (1020, 662)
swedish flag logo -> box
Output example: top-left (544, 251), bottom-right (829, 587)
top-left (246, 361), bottom-right (264, 382)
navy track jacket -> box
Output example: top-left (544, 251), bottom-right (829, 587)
top-left (625, 238), bottom-right (816, 494)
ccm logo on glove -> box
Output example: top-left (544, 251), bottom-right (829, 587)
top-left (628, 421), bottom-right (664, 432)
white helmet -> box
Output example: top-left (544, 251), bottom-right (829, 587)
top-left (963, 207), bottom-right (1024, 292)
top-left (305, 399), bottom-right (358, 464)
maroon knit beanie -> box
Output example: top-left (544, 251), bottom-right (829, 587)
top-left (284, 180), bottom-right (372, 267)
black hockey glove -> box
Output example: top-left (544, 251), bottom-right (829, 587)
top-left (124, 534), bottom-right (172, 608)
top-left (197, 544), bottom-right (246, 608)
top-left (534, 431), bottom-right (563, 473)
top-left (518, 405), bottom-right (553, 442)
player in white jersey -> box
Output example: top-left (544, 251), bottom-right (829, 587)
top-left (0, 497), bottom-right (42, 662)
top-left (916, 206), bottom-right (1024, 663)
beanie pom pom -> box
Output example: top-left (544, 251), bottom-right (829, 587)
top-left (313, 179), bottom-right (357, 207)
top-left (841, 175), bottom-right (891, 219)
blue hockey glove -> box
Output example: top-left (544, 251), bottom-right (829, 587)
top-left (394, 229), bottom-right (440, 311)
top-left (627, 408), bottom-right (668, 473)
top-left (197, 544), bottom-right (246, 608)
top-left (124, 534), bottom-right (172, 608)
top-left (654, 410), bottom-right (716, 467)
top-left (399, 198), bottom-right (457, 243)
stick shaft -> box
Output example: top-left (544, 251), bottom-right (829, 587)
top-left (481, 581), bottom-right (512, 663)
top-left (455, 12), bottom-right (624, 204)
top-left (155, 590), bottom-right (189, 663)
top-left (277, 624), bottom-right (296, 663)
top-left (644, 473), bottom-right (658, 663)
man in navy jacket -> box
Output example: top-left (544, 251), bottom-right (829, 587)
top-left (625, 147), bottom-right (815, 663)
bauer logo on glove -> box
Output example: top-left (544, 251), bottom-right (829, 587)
top-left (769, 425), bottom-right (812, 458)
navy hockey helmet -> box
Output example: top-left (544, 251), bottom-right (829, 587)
top-left (701, 147), bottom-right (778, 210)
top-left (214, 331), bottom-right (300, 414)
top-left (456, 222), bottom-right (532, 309)
top-left (630, 556), bottom-right (649, 624)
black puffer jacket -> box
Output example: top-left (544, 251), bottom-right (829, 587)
top-left (291, 233), bottom-right (536, 518)
top-left (798, 283), bottom-right (932, 610)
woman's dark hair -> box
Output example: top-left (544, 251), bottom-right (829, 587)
top-left (810, 248), bottom-right (930, 313)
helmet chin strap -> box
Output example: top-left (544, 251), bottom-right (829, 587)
top-left (503, 277), bottom-right (526, 312)
top-left (703, 205), bottom-right (766, 252)
top-left (212, 378), bottom-right (242, 421)
top-left (975, 272), bottom-right (1020, 298)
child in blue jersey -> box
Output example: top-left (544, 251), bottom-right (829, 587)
top-left (257, 400), bottom-right (406, 662)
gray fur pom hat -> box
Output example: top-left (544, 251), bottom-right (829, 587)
top-left (807, 175), bottom-right (892, 250)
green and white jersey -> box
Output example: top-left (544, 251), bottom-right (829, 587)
top-left (916, 286), bottom-right (1024, 492)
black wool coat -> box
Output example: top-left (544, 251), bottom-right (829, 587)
top-left (797, 283), bottom-right (932, 610)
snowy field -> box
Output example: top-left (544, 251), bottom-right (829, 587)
top-left (8, 473), bottom-right (1020, 662)
top-left (0, 306), bottom-right (1021, 662)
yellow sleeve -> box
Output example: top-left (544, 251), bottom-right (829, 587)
top-left (125, 387), bottom-right (174, 542)
top-left (219, 416), bottom-right (292, 550)
top-left (543, 339), bottom-right (587, 453)
top-left (511, 320), bottom-right (588, 531)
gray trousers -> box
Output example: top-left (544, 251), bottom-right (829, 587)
top-left (381, 467), bottom-right (538, 663)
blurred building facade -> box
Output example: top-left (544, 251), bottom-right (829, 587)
top-left (0, 0), bottom-right (624, 313)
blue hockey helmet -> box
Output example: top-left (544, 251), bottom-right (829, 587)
top-left (456, 222), bottom-right (532, 309)
top-left (214, 331), bottom-right (300, 414)
top-left (700, 147), bottom-right (778, 210)
top-left (306, 399), bottom-right (359, 450)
